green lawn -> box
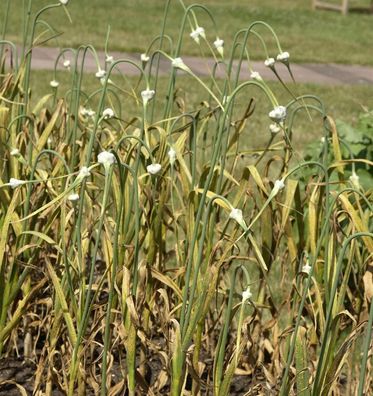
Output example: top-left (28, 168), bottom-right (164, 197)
top-left (2, 0), bottom-right (373, 64)
top-left (30, 69), bottom-right (373, 154)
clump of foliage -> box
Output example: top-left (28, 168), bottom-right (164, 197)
top-left (0, 1), bottom-right (372, 395)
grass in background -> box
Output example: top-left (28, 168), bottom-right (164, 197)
top-left (1, 0), bottom-right (373, 64)
top-left (30, 69), bottom-right (373, 151)
top-left (1, 1), bottom-right (372, 395)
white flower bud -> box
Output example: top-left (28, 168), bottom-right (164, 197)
top-left (272, 179), bottom-right (285, 195)
top-left (229, 208), bottom-right (246, 228)
top-left (349, 172), bottom-right (360, 189)
top-left (301, 262), bottom-right (312, 275)
top-left (63, 59), bottom-right (70, 69)
top-left (168, 147), bottom-right (176, 166)
top-left (95, 69), bottom-right (106, 78)
top-left (141, 53), bottom-right (150, 62)
top-left (190, 26), bottom-right (205, 43)
top-left (105, 55), bottom-right (114, 64)
top-left (242, 287), bottom-right (252, 302)
top-left (277, 51), bottom-right (290, 63)
top-left (98, 151), bottom-right (115, 169)
top-left (264, 57), bottom-right (276, 67)
top-left (269, 106), bottom-right (287, 123)
top-left (8, 178), bottom-right (26, 189)
top-left (141, 89), bottom-right (155, 104)
top-left (59, 0), bottom-right (69, 4)
top-left (269, 123), bottom-right (281, 134)
top-left (147, 163), bottom-right (162, 175)
top-left (80, 107), bottom-right (88, 116)
top-left (10, 148), bottom-right (20, 157)
top-left (77, 166), bottom-right (91, 180)
top-left (214, 38), bottom-right (224, 57)
top-left (68, 193), bottom-right (79, 202)
top-left (250, 71), bottom-right (262, 81)
top-left (171, 57), bottom-right (189, 71)
top-left (102, 108), bottom-right (114, 119)
top-left (50, 80), bottom-right (59, 88)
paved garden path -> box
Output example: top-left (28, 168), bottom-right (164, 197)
top-left (29, 46), bottom-right (373, 86)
